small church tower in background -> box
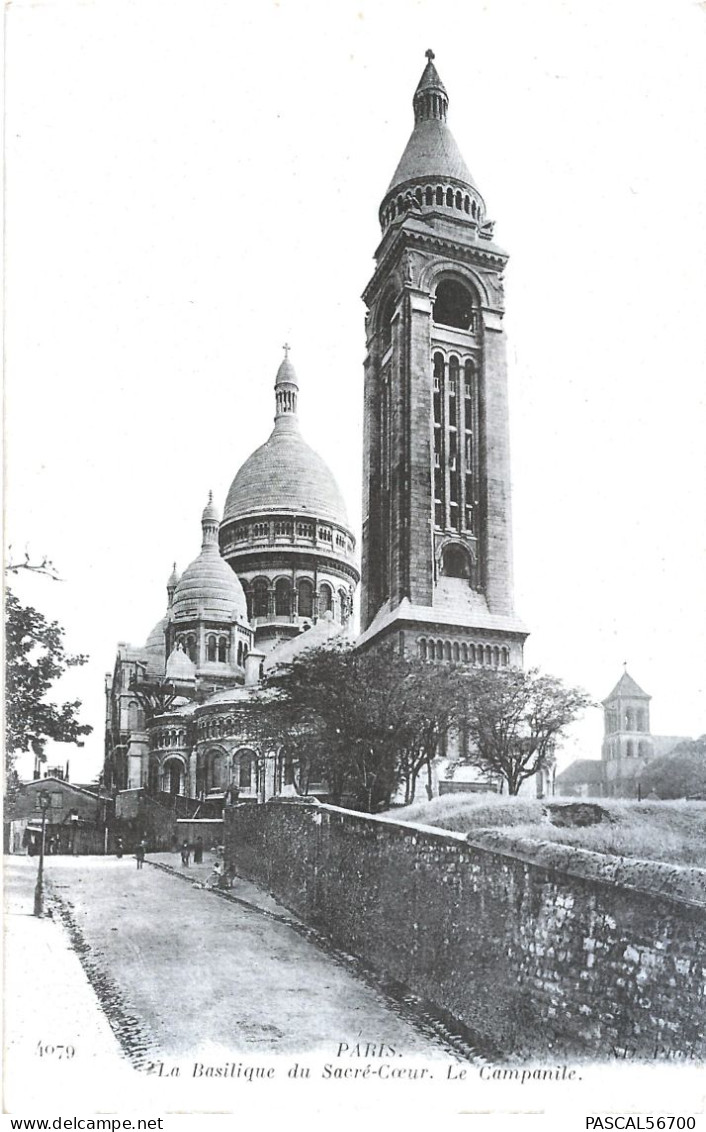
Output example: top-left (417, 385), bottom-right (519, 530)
top-left (601, 669), bottom-right (653, 796)
top-left (359, 51), bottom-right (526, 667)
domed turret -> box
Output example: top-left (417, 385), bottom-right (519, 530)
top-left (222, 350), bottom-right (349, 528)
top-left (378, 51), bottom-right (488, 235)
top-left (172, 495), bottom-right (248, 624)
top-left (220, 348), bottom-right (359, 656)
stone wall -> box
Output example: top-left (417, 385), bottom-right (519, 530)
top-left (224, 800), bottom-right (706, 1061)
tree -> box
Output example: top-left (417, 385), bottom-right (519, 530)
top-left (5, 588), bottom-right (93, 779)
top-left (455, 667), bottom-right (592, 796)
top-left (640, 737), bottom-right (706, 799)
top-left (259, 642), bottom-right (461, 811)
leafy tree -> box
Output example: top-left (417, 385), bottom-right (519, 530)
top-left (5, 588), bottom-right (93, 779)
top-left (455, 667), bottom-right (592, 796)
top-left (259, 642), bottom-right (463, 811)
top-left (640, 737), bottom-right (706, 799)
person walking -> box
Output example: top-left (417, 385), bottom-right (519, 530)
top-left (135, 839), bottom-right (146, 869)
top-left (180, 840), bottom-right (191, 868)
top-left (116, 836), bottom-right (124, 859)
top-left (193, 836), bottom-right (203, 865)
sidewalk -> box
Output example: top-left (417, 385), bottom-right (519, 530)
top-left (2, 857), bottom-right (135, 1112)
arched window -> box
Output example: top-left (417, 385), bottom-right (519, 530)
top-left (433, 279), bottom-right (475, 330)
top-left (275, 578), bottom-right (292, 617)
top-left (207, 635), bottom-right (217, 663)
top-left (462, 643), bottom-right (469, 662)
top-left (127, 701), bottom-right (140, 731)
top-left (425, 186), bottom-right (433, 205)
top-left (444, 640), bottom-right (452, 661)
top-left (415, 187), bottom-right (422, 206)
top-left (419, 638), bottom-right (427, 660)
top-left (218, 637), bottom-right (227, 663)
top-left (319, 583), bottom-right (333, 615)
top-left (441, 544), bottom-right (469, 578)
top-left (502, 647), bottom-right (509, 666)
top-left (436, 639), bottom-right (444, 659)
top-left (210, 750), bottom-right (227, 791)
top-left (638, 710), bottom-right (647, 732)
top-left (485, 645), bottom-right (492, 666)
top-left (253, 579), bottom-right (269, 619)
top-left (470, 644), bottom-right (476, 664)
top-left (298, 578), bottom-right (314, 619)
top-left (625, 709), bottom-right (634, 730)
top-left (493, 646), bottom-right (500, 667)
top-left (237, 749), bottom-right (256, 790)
top-left (446, 188), bottom-right (453, 207)
top-left (626, 740), bottom-right (635, 758)
top-left (638, 740), bottom-right (650, 758)
top-left (455, 190), bottom-right (462, 209)
top-left (186, 635), bottom-right (196, 662)
top-left (464, 195), bottom-right (470, 213)
top-left (436, 186), bottom-right (443, 205)
top-left (237, 641), bottom-right (243, 666)
top-left (453, 642), bottom-right (460, 662)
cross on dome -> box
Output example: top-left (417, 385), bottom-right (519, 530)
top-left (425, 48), bottom-right (435, 61)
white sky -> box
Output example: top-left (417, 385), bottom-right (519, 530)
top-left (5, 0), bottom-right (706, 783)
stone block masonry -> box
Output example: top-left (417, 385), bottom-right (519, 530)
top-left (224, 801), bottom-right (706, 1061)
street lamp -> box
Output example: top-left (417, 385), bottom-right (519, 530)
top-left (33, 790), bottom-right (52, 918)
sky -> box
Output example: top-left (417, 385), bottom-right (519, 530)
top-left (5, 0), bottom-right (706, 783)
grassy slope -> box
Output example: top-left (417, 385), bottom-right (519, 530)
top-left (394, 794), bottom-right (706, 869)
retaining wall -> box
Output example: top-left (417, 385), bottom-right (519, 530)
top-left (224, 800), bottom-right (706, 1061)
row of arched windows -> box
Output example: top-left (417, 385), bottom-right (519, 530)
top-left (382, 185), bottom-right (481, 229)
top-left (226, 520), bottom-right (351, 551)
top-left (154, 727), bottom-right (187, 749)
top-left (206, 634), bottom-right (230, 663)
top-left (245, 578), bottom-right (349, 622)
top-left (605, 740), bottom-right (651, 760)
top-left (605, 708), bottom-right (649, 733)
top-left (418, 638), bottom-right (510, 667)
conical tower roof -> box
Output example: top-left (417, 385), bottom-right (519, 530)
top-left (384, 50), bottom-right (479, 201)
top-left (603, 670), bottom-right (651, 704)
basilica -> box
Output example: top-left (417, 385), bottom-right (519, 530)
top-left (103, 51), bottom-right (539, 819)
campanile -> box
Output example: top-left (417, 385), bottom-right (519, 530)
top-left (359, 52), bottom-right (527, 665)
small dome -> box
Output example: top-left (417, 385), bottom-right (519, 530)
top-left (167, 562), bottom-right (180, 589)
top-left (165, 643), bottom-right (196, 681)
top-left (172, 498), bottom-right (249, 623)
top-left (202, 491), bottom-right (219, 525)
top-left (276, 356), bottom-right (297, 386)
top-left (144, 615), bottom-right (167, 674)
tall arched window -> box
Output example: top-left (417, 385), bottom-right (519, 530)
top-left (419, 638), bottom-right (427, 660)
top-left (218, 637), bottom-right (228, 663)
top-left (237, 641), bottom-right (243, 666)
top-left (253, 579), bottom-right (269, 619)
top-left (297, 578), bottom-right (314, 619)
top-left (186, 635), bottom-right (196, 662)
top-left (127, 701), bottom-right (140, 731)
top-left (207, 635), bottom-right (217, 662)
top-left (275, 578), bottom-right (292, 617)
top-left (338, 588), bottom-right (350, 622)
top-left (319, 583), bottom-right (333, 615)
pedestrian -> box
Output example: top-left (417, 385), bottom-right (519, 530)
top-left (180, 840), bottom-right (191, 867)
top-left (193, 836), bottom-right (203, 864)
top-left (136, 839), bottom-right (146, 869)
top-left (116, 836), bottom-right (123, 859)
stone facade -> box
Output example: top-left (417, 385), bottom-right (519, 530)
top-left (225, 800), bottom-right (706, 1061)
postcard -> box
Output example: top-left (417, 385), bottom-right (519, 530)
top-left (4, 0), bottom-right (705, 1126)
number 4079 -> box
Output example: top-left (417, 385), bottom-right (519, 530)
top-left (36, 1042), bottom-right (75, 1059)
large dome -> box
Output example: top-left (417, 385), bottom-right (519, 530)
top-left (144, 614), bottom-right (167, 674)
top-left (223, 422), bottom-right (349, 527)
top-left (172, 496), bottom-right (248, 623)
top-left (222, 353), bottom-right (349, 529)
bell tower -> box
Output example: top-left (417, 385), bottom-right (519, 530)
top-left (359, 51), bottom-right (527, 665)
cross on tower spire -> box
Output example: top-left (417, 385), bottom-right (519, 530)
top-left (282, 342), bottom-right (290, 360)
top-left (425, 48), bottom-right (435, 61)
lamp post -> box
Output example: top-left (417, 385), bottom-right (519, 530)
top-left (33, 790), bottom-right (51, 917)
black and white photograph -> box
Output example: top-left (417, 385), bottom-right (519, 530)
top-left (4, 0), bottom-right (705, 1124)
